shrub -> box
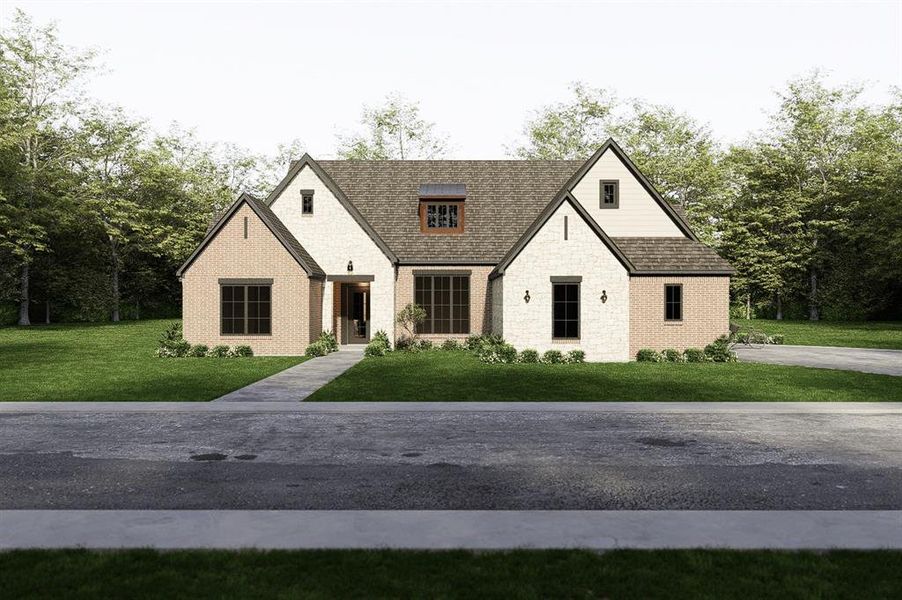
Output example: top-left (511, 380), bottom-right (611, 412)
top-left (156, 322), bottom-right (190, 357)
top-left (464, 334), bottom-right (484, 351)
top-left (636, 349), bottom-right (662, 362)
top-left (416, 338), bottom-right (434, 351)
top-left (207, 345), bottom-right (231, 358)
top-left (371, 330), bottom-right (391, 349)
top-left (542, 350), bottom-right (564, 364)
top-left (683, 347), bottom-right (707, 363)
top-left (317, 330), bottom-right (339, 353)
top-left (478, 342), bottom-right (518, 364)
top-left (704, 335), bottom-right (737, 362)
top-left (187, 344), bottom-right (209, 358)
top-left (466, 334), bottom-right (506, 353)
top-left (395, 336), bottom-right (415, 352)
top-left (662, 348), bottom-right (685, 363)
top-left (364, 339), bottom-right (390, 358)
top-left (518, 349), bottom-right (539, 363)
top-left (396, 303), bottom-right (427, 341)
top-left (231, 345), bottom-right (253, 357)
top-left (305, 341), bottom-right (330, 357)
top-left (770, 334), bottom-right (785, 345)
top-left (565, 349), bottom-right (586, 364)
top-left (440, 339), bottom-right (460, 351)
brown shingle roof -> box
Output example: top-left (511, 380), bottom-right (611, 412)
top-left (248, 196), bottom-right (325, 277)
top-left (612, 237), bottom-right (734, 274)
top-left (317, 160), bottom-right (582, 263)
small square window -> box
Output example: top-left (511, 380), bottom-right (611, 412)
top-left (301, 190), bottom-right (314, 215)
top-left (600, 180), bottom-right (619, 209)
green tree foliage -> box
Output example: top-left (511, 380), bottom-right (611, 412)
top-left (337, 93), bottom-right (449, 159)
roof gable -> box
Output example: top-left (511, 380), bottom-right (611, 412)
top-left (266, 154), bottom-right (398, 264)
top-left (176, 193), bottom-right (325, 278)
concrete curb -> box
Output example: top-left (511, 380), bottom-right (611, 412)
top-left (0, 401), bottom-right (901, 413)
top-left (2, 510), bottom-right (900, 549)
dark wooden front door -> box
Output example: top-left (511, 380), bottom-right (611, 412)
top-left (341, 283), bottom-right (370, 344)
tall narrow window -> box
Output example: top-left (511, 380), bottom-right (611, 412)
top-left (600, 180), bottom-right (619, 208)
top-left (552, 282), bottom-right (580, 339)
top-left (221, 284), bottom-right (272, 334)
top-left (665, 284), bottom-right (683, 321)
top-left (414, 275), bottom-right (470, 334)
top-left (243, 216), bottom-right (248, 238)
top-left (301, 190), bottom-right (314, 215)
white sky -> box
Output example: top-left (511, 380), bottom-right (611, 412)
top-left (4, 0), bottom-right (901, 158)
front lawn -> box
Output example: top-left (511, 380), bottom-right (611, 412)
top-left (735, 319), bottom-right (902, 349)
top-left (307, 350), bottom-right (901, 402)
top-left (0, 320), bottom-right (304, 402)
top-left (1, 549), bottom-right (899, 599)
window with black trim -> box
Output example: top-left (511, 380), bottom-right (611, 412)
top-left (301, 192), bottom-right (314, 215)
top-left (414, 275), bottom-right (470, 334)
top-left (665, 284), bottom-right (682, 321)
top-left (221, 284), bottom-right (272, 334)
top-left (552, 282), bottom-right (580, 339)
top-left (600, 180), bottom-right (619, 208)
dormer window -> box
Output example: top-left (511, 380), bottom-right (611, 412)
top-left (419, 183), bottom-right (465, 234)
top-left (600, 180), bottom-right (619, 208)
top-left (301, 189), bottom-right (314, 215)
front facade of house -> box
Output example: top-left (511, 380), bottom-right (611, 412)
top-left (177, 139), bottom-right (734, 361)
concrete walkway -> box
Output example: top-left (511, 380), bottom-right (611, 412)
top-left (735, 344), bottom-right (902, 376)
top-left (214, 347), bottom-right (365, 402)
top-left (2, 510), bottom-right (900, 549)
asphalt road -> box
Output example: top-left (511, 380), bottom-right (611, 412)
top-left (1, 408), bottom-right (900, 510)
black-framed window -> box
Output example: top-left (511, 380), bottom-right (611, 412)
top-left (665, 284), bottom-right (683, 321)
top-left (301, 192), bottom-right (314, 215)
top-left (552, 282), bottom-right (580, 339)
top-left (414, 275), bottom-right (470, 334)
top-left (600, 180), bottom-right (619, 208)
top-left (221, 284), bottom-right (271, 334)
top-left (425, 203), bottom-right (459, 229)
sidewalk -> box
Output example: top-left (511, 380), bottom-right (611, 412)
top-left (2, 510), bottom-right (900, 549)
top-left (213, 346), bottom-right (365, 402)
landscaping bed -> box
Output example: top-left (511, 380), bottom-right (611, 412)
top-left (0, 320), bottom-right (304, 402)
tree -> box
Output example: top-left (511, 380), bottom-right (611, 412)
top-left (396, 303), bottom-right (426, 342)
top-left (0, 9), bottom-right (96, 325)
top-left (74, 106), bottom-right (145, 321)
top-left (337, 94), bottom-right (449, 159)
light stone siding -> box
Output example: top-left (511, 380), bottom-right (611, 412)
top-left (570, 148), bottom-right (684, 237)
top-left (629, 276), bottom-right (730, 358)
top-left (501, 200), bottom-right (630, 362)
top-left (181, 203), bottom-right (314, 355)
top-left (395, 265), bottom-right (493, 342)
top-left (269, 164), bottom-right (396, 341)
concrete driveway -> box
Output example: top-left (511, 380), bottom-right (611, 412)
top-left (735, 344), bottom-right (902, 376)
top-left (1, 403), bottom-right (900, 510)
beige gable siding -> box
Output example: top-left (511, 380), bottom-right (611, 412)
top-left (395, 265), bottom-right (493, 342)
top-left (181, 203), bottom-right (313, 355)
top-left (269, 165), bottom-right (396, 339)
top-left (571, 149), bottom-right (684, 237)
top-left (629, 275), bottom-right (730, 358)
top-left (502, 201), bottom-right (630, 362)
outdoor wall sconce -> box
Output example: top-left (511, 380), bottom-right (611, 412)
top-left (524, 290), bottom-right (531, 303)
top-left (347, 260), bottom-right (353, 272)
top-left (600, 290), bottom-right (608, 303)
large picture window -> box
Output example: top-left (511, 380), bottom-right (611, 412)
top-left (221, 284), bottom-right (271, 335)
top-left (552, 282), bottom-right (580, 339)
top-left (665, 284), bottom-right (682, 321)
top-left (414, 275), bottom-right (470, 334)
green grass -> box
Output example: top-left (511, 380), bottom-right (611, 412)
top-left (0, 320), bottom-right (304, 401)
top-left (307, 350), bottom-right (901, 402)
top-left (1, 549), bottom-right (899, 599)
top-left (736, 319), bottom-right (902, 349)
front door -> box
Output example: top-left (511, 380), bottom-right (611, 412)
top-left (342, 283), bottom-right (370, 344)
